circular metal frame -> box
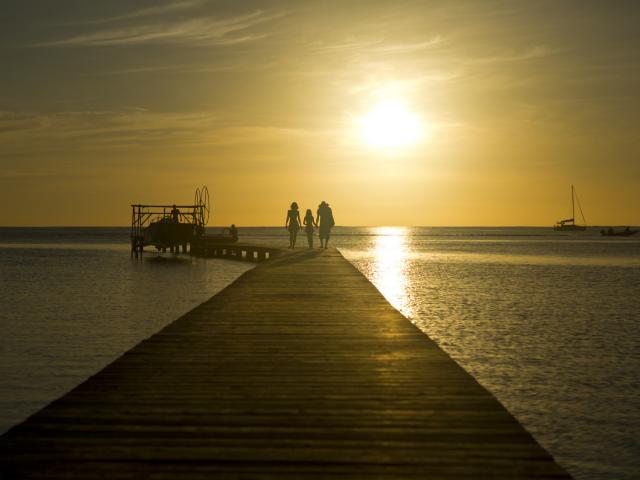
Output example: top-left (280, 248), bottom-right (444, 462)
top-left (193, 185), bottom-right (211, 227)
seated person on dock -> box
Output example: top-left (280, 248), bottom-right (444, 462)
top-left (222, 224), bottom-right (239, 242)
top-left (171, 205), bottom-right (180, 222)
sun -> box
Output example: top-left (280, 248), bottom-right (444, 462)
top-left (359, 100), bottom-right (423, 149)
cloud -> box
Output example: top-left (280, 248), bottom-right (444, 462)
top-left (88, 0), bottom-right (206, 24)
top-left (87, 63), bottom-right (236, 76)
top-left (469, 45), bottom-right (553, 65)
top-left (308, 39), bottom-right (379, 54)
top-left (370, 36), bottom-right (444, 54)
top-left (308, 36), bottom-right (444, 57)
top-left (37, 10), bottom-right (283, 47)
top-left (0, 109), bottom-right (327, 157)
top-left (0, 110), bottom-right (213, 153)
top-left (88, 57), bottom-right (279, 76)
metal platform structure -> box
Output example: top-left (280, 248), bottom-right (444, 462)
top-left (130, 186), bottom-right (210, 258)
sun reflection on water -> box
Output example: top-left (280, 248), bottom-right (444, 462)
top-left (371, 226), bottom-right (414, 318)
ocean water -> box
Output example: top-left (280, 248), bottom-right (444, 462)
top-left (0, 227), bottom-right (254, 436)
top-left (336, 227), bottom-right (640, 480)
top-left (1, 226), bottom-right (639, 480)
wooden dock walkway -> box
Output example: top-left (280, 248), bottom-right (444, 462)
top-left (0, 248), bottom-right (571, 479)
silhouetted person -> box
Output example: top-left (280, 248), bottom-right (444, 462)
top-left (303, 209), bottom-right (316, 249)
top-left (316, 201), bottom-right (335, 249)
top-left (285, 202), bottom-right (301, 248)
top-left (171, 205), bottom-right (180, 222)
top-left (229, 224), bottom-right (238, 242)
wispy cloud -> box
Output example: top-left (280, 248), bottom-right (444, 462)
top-left (0, 109), bottom-right (215, 153)
top-left (370, 36), bottom-right (444, 54)
top-left (0, 109), bottom-right (325, 156)
top-left (88, 0), bottom-right (206, 24)
top-left (308, 36), bottom-right (444, 56)
top-left (88, 59), bottom-right (276, 76)
top-left (309, 39), bottom-right (379, 54)
top-left (468, 45), bottom-right (553, 65)
top-left (38, 10), bottom-right (283, 47)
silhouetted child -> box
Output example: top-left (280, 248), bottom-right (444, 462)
top-left (303, 209), bottom-right (316, 249)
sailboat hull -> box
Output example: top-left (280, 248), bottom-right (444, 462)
top-left (553, 224), bottom-right (587, 232)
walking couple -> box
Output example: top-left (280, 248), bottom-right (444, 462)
top-left (285, 201), bottom-right (335, 249)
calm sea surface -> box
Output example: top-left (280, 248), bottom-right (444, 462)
top-left (1, 226), bottom-right (638, 480)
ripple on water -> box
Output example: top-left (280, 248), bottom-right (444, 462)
top-left (0, 245), bottom-right (253, 433)
top-left (339, 230), bottom-right (640, 480)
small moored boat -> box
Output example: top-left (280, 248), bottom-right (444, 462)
top-left (600, 227), bottom-right (638, 237)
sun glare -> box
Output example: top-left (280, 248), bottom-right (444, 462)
top-left (359, 100), bottom-right (423, 149)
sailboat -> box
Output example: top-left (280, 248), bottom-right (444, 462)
top-left (554, 185), bottom-right (587, 231)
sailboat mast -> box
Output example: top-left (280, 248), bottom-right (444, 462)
top-left (571, 184), bottom-right (575, 220)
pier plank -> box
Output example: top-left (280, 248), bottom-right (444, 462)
top-left (0, 248), bottom-right (572, 479)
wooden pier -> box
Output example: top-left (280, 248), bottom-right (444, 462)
top-left (0, 248), bottom-right (571, 479)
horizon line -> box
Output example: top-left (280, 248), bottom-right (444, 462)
top-left (1, 224), bottom-right (638, 229)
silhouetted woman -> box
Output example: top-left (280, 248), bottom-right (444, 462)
top-left (285, 202), bottom-right (302, 248)
top-left (303, 209), bottom-right (316, 249)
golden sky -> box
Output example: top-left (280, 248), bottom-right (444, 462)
top-left (1, 0), bottom-right (638, 226)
